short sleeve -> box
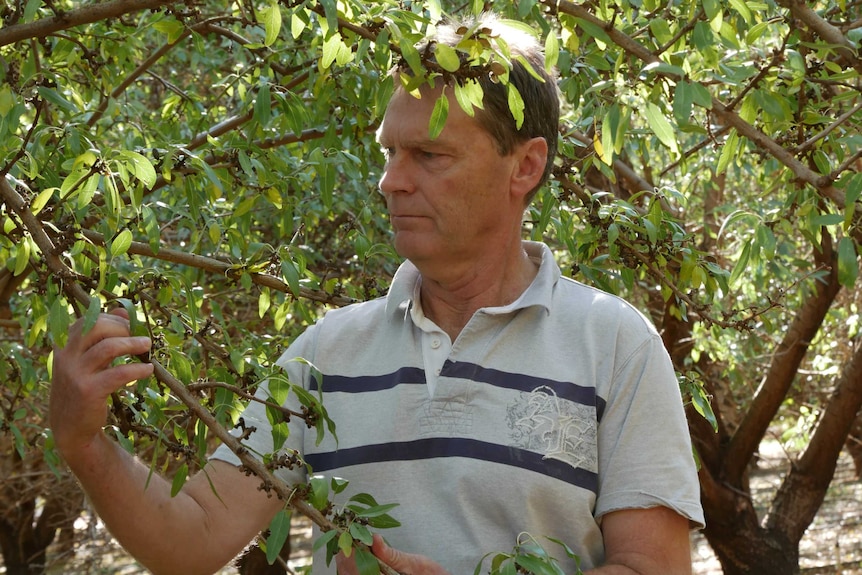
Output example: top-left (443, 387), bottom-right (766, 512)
top-left (595, 333), bottom-right (705, 528)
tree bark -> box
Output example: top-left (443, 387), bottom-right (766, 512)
top-left (235, 531), bottom-right (292, 575)
top-left (689, 243), bottom-right (844, 573)
top-left (768, 337), bottom-right (862, 543)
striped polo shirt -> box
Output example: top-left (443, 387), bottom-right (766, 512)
top-left (212, 241), bottom-right (704, 573)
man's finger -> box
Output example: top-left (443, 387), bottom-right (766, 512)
top-left (79, 336), bottom-right (152, 373)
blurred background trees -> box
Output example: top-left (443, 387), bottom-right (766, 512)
top-left (0, 1), bottom-right (859, 574)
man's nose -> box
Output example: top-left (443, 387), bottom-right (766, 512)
top-left (378, 155), bottom-right (414, 196)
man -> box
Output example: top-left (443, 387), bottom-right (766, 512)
top-left (50, 15), bottom-right (703, 575)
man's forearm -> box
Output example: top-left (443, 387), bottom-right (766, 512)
top-left (585, 563), bottom-right (691, 575)
top-left (65, 433), bottom-right (236, 575)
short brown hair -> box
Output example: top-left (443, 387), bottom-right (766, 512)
top-left (398, 14), bottom-right (560, 203)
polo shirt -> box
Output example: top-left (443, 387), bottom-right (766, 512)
top-left (211, 241), bottom-right (704, 573)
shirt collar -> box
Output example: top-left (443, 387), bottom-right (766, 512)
top-left (384, 241), bottom-right (560, 319)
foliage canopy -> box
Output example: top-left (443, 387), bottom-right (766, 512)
top-left (0, 0), bottom-right (860, 573)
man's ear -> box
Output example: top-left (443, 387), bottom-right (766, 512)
top-left (510, 136), bottom-right (548, 201)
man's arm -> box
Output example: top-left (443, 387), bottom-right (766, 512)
top-left (337, 506), bottom-right (692, 575)
top-left (51, 309), bottom-right (283, 575)
top-left (585, 506), bottom-right (693, 575)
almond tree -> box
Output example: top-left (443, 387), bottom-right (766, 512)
top-left (0, 1), bottom-right (860, 574)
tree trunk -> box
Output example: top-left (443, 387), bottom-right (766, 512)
top-left (705, 525), bottom-right (799, 575)
top-left (0, 518), bottom-right (47, 575)
top-left (845, 411), bottom-right (862, 478)
top-left (698, 466), bottom-right (800, 575)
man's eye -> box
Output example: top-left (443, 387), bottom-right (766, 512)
top-left (382, 147), bottom-right (395, 159)
top-left (419, 150), bottom-right (438, 159)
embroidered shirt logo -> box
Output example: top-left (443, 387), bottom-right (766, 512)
top-left (507, 385), bottom-right (598, 473)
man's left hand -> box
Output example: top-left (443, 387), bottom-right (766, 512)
top-left (335, 534), bottom-right (451, 575)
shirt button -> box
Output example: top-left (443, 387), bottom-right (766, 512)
top-left (431, 338), bottom-right (441, 349)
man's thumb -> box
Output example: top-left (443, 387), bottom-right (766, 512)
top-left (371, 535), bottom-right (402, 566)
top-left (370, 535), bottom-right (450, 575)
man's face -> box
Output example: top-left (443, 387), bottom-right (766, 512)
top-left (377, 86), bottom-right (524, 270)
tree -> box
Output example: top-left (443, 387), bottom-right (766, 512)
top-left (0, 1), bottom-right (860, 574)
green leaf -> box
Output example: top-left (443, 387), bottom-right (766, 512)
top-left (116, 298), bottom-right (147, 337)
top-left (516, 554), bottom-right (560, 575)
top-left (23, 0), bottom-right (41, 22)
top-left (48, 297), bottom-right (71, 347)
top-left (280, 258), bottom-right (301, 296)
top-left (319, 0), bottom-right (338, 33)
top-left (82, 296), bottom-right (102, 336)
top-left (319, 158), bottom-right (335, 209)
top-left (728, 0), bottom-right (752, 23)
top-left (716, 129), bottom-right (739, 175)
top-left (37, 86), bottom-right (78, 113)
top-left (837, 237), bottom-right (858, 289)
top-left (454, 80), bottom-right (483, 117)
top-left (338, 531), bottom-right (353, 557)
top-left (544, 31), bottom-right (559, 71)
top-left (265, 510), bottom-right (291, 565)
top-left (673, 81), bottom-right (693, 124)
top-left (643, 219), bottom-right (658, 244)
top-left (434, 43), bottom-right (461, 72)
top-left (170, 463), bottom-right (188, 497)
top-left (331, 476), bottom-right (350, 494)
top-left (347, 493), bottom-right (379, 507)
top-left (13, 237), bottom-right (30, 276)
top-left (110, 229), bottom-right (133, 258)
top-left (258, 1), bottom-right (282, 47)
top-left (507, 83), bottom-right (525, 129)
top-left (729, 241), bottom-right (752, 286)
top-left (171, 350), bottom-right (193, 384)
top-left (689, 81), bottom-right (713, 109)
top-left (365, 513), bottom-right (402, 529)
top-left (255, 82), bottom-right (272, 127)
top-left (429, 92), bottom-right (449, 140)
top-left (690, 383), bottom-right (718, 431)
top-left (258, 288), bottom-right (271, 318)
top-left (573, 17), bottom-right (611, 44)
top-left (354, 546), bottom-right (381, 575)
top-left (309, 475), bottom-right (330, 510)
top-left (312, 529), bottom-right (339, 554)
top-left (351, 502), bottom-right (400, 518)
top-left (643, 102), bottom-right (678, 155)
top-left (118, 150), bottom-right (157, 188)
top-left (349, 522), bottom-right (374, 546)
top-left (30, 187), bottom-right (56, 215)
top-left (153, 18), bottom-right (185, 44)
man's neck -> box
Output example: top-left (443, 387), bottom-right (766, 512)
top-left (417, 244), bottom-right (539, 342)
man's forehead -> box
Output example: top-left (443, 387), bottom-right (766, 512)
top-left (377, 88), bottom-right (474, 145)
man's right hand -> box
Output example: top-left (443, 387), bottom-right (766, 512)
top-left (47, 307), bottom-right (286, 575)
top-left (50, 307), bottom-right (154, 459)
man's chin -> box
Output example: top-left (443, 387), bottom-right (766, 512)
top-left (393, 236), bottom-right (434, 263)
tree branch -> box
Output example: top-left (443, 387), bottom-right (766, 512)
top-left (793, 101), bottom-right (862, 155)
top-left (0, 0), bottom-right (181, 47)
top-left (0, 177), bottom-right (89, 305)
top-left (776, 0), bottom-right (862, 75)
top-left (768, 330), bottom-right (862, 543)
top-left (7, 182), bottom-right (395, 574)
top-left (78, 228), bottom-right (357, 307)
top-left (724, 245), bottom-right (841, 482)
top-left (550, 0), bottom-right (852, 209)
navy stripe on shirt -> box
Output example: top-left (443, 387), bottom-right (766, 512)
top-left (304, 437), bottom-right (598, 493)
top-left (439, 360), bottom-right (606, 420)
top-left (314, 366), bottom-right (426, 392)
top-left (312, 361), bottom-right (606, 420)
